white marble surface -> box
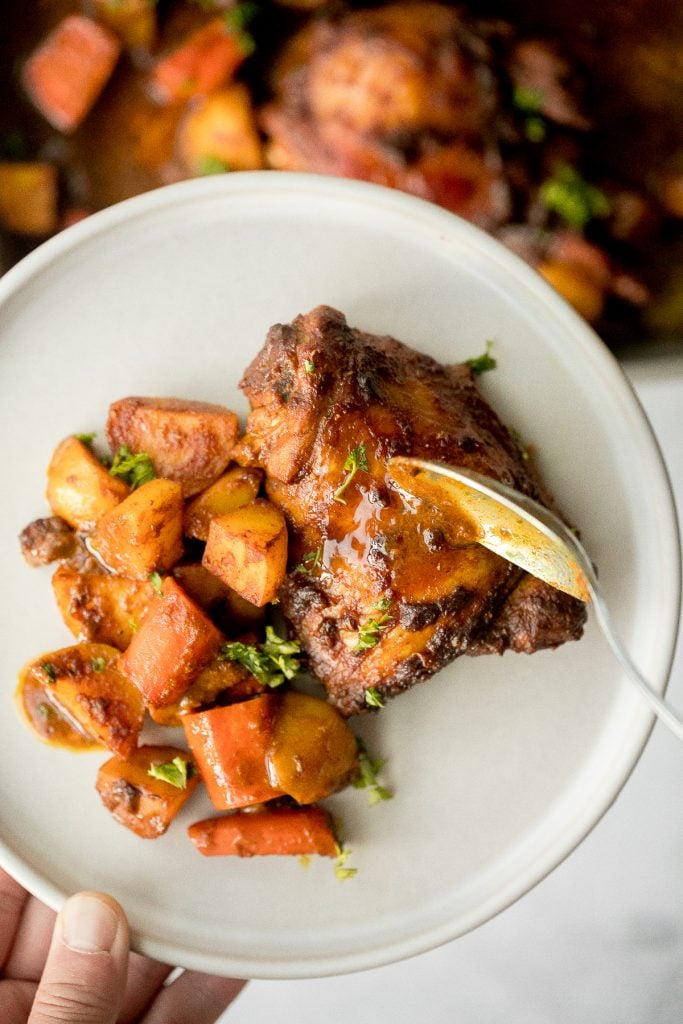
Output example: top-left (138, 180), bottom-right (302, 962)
top-left (223, 356), bottom-right (683, 1024)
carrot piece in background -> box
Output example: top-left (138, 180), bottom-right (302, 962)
top-left (22, 15), bottom-right (121, 133)
top-left (183, 695), bottom-right (284, 810)
top-left (120, 577), bottom-right (223, 707)
top-left (149, 17), bottom-right (251, 105)
top-left (188, 805), bottom-right (339, 857)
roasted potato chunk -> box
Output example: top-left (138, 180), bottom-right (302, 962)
top-left (52, 565), bottom-right (154, 649)
top-left (90, 478), bottom-right (184, 579)
top-left (183, 466), bottom-right (263, 541)
top-left (177, 84), bottom-right (264, 175)
top-left (106, 397), bottom-right (239, 496)
top-left (97, 745), bottom-right (199, 838)
top-left (267, 691), bottom-right (359, 804)
top-left (46, 436), bottom-right (130, 532)
top-left (18, 643), bottom-right (144, 757)
top-left (202, 498), bottom-right (288, 607)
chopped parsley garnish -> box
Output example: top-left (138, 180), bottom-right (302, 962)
top-left (74, 432), bottom-right (96, 448)
top-left (197, 154), bottom-right (230, 176)
top-left (224, 0), bottom-right (258, 30)
top-left (41, 662), bottom-right (57, 684)
top-left (524, 117), bottom-right (546, 143)
top-left (334, 845), bottom-right (358, 881)
top-left (513, 85), bottom-right (545, 113)
top-left (539, 163), bottom-right (611, 231)
top-left (219, 626), bottom-right (302, 687)
top-left (109, 444), bottom-right (156, 489)
top-left (148, 756), bottom-right (194, 790)
top-left (353, 743), bottom-right (392, 806)
top-left (223, 2), bottom-right (258, 56)
top-left (129, 618), bottom-right (140, 633)
top-left (364, 686), bottom-right (385, 708)
top-left (354, 611), bottom-right (391, 653)
top-left (333, 443), bottom-right (369, 504)
top-left (303, 358), bottom-right (315, 374)
top-left (149, 571), bottom-right (163, 597)
top-left (466, 340), bottom-right (496, 375)
top-left (295, 546), bottom-right (323, 573)
top-left (91, 656), bottom-right (107, 673)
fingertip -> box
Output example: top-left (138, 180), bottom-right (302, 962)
top-left (60, 891), bottom-right (129, 956)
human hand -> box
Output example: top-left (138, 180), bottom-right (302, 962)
top-left (0, 868), bottom-right (245, 1023)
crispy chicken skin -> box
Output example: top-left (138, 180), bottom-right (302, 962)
top-left (236, 306), bottom-right (586, 716)
top-left (262, 2), bottom-right (509, 227)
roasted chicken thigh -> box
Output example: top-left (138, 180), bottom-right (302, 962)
top-left (236, 306), bottom-right (586, 716)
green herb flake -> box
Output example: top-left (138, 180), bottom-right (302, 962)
top-left (353, 743), bottom-right (393, 806)
top-left (364, 686), bottom-right (385, 708)
top-left (295, 545), bottom-right (323, 573)
top-left (539, 163), bottom-right (612, 231)
top-left (513, 85), bottom-right (545, 113)
top-left (354, 612), bottom-right (391, 653)
top-left (36, 702), bottom-right (52, 719)
top-left (304, 358), bottom-right (315, 374)
top-left (74, 432), bottom-right (96, 448)
top-left (465, 340), bottom-right (496, 375)
top-left (333, 443), bottom-right (369, 504)
top-left (524, 116), bottom-right (546, 143)
top-left (223, 1), bottom-right (258, 32)
top-left (91, 656), bottom-right (107, 673)
top-left (41, 662), bottom-right (57, 684)
top-left (334, 846), bottom-right (358, 881)
top-left (148, 756), bottom-right (194, 790)
top-left (219, 626), bottom-right (302, 687)
top-left (129, 619), bottom-right (140, 634)
top-left (197, 154), bottom-right (231, 176)
top-left (149, 571), bottom-right (163, 597)
top-left (109, 444), bottom-right (156, 489)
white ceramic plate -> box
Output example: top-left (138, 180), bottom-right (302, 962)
top-left (0, 173), bottom-right (679, 980)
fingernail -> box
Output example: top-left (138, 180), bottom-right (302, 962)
top-left (61, 893), bottom-right (120, 953)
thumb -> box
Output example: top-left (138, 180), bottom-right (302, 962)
top-left (29, 892), bottom-right (129, 1024)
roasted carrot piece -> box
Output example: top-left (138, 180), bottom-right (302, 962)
top-left (97, 745), bottom-right (199, 839)
top-left (188, 806), bottom-right (339, 858)
top-left (0, 162), bottom-right (58, 235)
top-left (120, 577), bottom-right (223, 707)
top-left (22, 15), bottom-right (121, 133)
top-left (183, 695), bottom-right (284, 810)
top-left (149, 653), bottom-right (265, 727)
top-left (149, 17), bottom-right (251, 105)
